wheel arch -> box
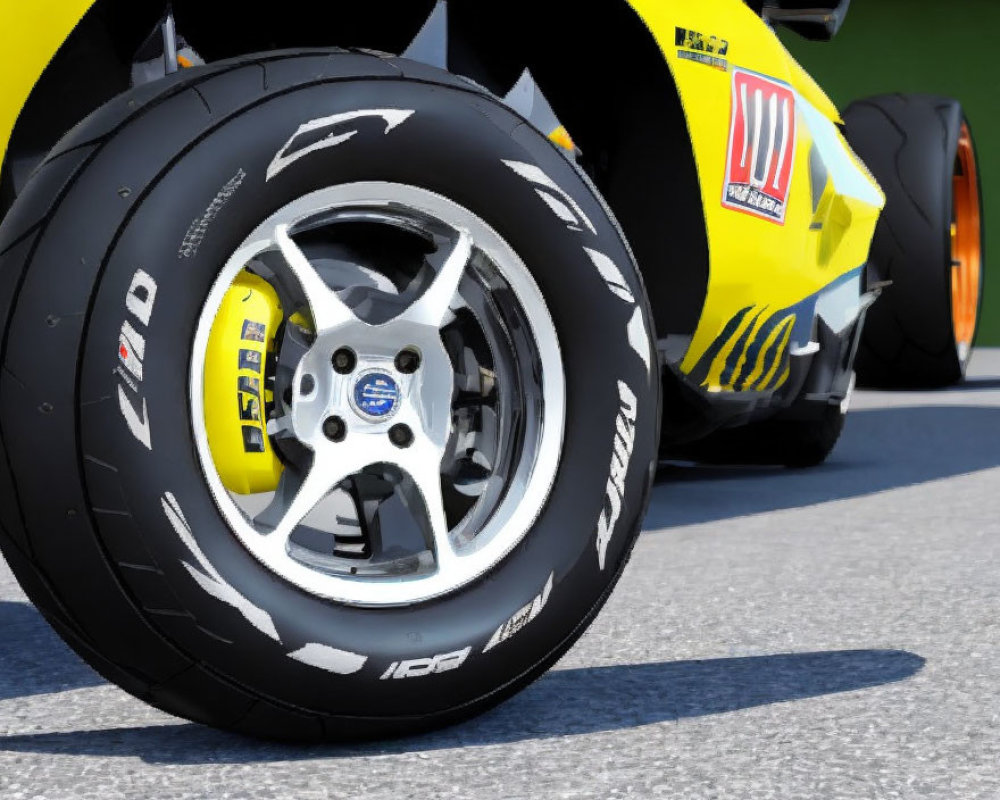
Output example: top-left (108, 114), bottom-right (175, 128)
top-left (2, 0), bottom-right (709, 342)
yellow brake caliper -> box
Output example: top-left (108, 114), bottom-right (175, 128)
top-left (204, 271), bottom-right (285, 494)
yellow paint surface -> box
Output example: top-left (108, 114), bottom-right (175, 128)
top-left (629, 0), bottom-right (883, 387)
top-left (0, 1), bottom-right (94, 165)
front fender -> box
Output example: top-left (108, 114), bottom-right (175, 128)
top-left (0, 0), bottom-right (93, 166)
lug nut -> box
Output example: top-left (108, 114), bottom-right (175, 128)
top-left (300, 374), bottom-right (316, 396)
top-left (332, 348), bottom-right (357, 374)
top-left (323, 416), bottom-right (347, 443)
top-left (395, 348), bottom-right (421, 374)
top-left (388, 424), bottom-right (414, 449)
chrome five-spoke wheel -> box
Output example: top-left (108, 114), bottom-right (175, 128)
top-left (191, 183), bottom-right (565, 606)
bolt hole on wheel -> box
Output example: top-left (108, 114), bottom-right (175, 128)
top-left (332, 347), bottom-right (357, 375)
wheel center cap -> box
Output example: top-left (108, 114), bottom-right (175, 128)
top-left (351, 369), bottom-right (402, 422)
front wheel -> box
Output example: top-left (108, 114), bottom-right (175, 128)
top-left (0, 51), bottom-right (659, 740)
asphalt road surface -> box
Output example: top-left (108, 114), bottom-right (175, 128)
top-left (3, 351), bottom-right (999, 800)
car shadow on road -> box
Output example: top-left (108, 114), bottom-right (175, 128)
top-left (0, 602), bottom-right (104, 701)
top-left (0, 403), bottom-right (964, 761)
top-left (646, 405), bottom-right (1000, 529)
top-left (941, 377), bottom-right (1000, 392)
top-left (0, 643), bottom-right (922, 764)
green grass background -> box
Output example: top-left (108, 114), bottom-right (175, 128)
top-left (779, 1), bottom-right (998, 345)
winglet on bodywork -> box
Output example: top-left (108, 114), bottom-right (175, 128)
top-left (402, 0), bottom-right (449, 69)
top-left (504, 69), bottom-right (579, 155)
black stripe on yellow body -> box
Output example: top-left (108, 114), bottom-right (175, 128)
top-left (690, 305), bottom-right (797, 393)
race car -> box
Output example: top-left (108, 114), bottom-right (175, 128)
top-left (0, 0), bottom-right (983, 740)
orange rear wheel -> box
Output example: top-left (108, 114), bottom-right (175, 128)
top-left (951, 122), bottom-right (982, 359)
top-left (846, 95), bottom-right (982, 387)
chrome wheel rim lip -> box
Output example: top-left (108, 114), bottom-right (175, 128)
top-left (190, 182), bottom-right (566, 607)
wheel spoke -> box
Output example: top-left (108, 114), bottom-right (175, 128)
top-left (416, 467), bottom-right (458, 571)
top-left (398, 231), bottom-right (473, 329)
top-left (396, 436), bottom-right (458, 571)
top-left (274, 224), bottom-right (357, 332)
top-left (263, 447), bottom-right (370, 546)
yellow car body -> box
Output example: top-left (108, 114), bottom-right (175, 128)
top-left (0, 0), bottom-right (883, 402)
top-left (0, 0), bottom-right (93, 165)
top-left (634, 0), bottom-right (883, 393)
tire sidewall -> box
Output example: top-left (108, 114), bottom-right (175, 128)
top-left (847, 94), bottom-right (978, 385)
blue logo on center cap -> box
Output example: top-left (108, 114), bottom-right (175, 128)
top-left (353, 371), bottom-right (401, 420)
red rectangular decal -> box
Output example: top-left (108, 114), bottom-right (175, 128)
top-left (723, 69), bottom-right (797, 225)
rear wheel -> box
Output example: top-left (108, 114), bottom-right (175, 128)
top-left (0, 51), bottom-right (659, 741)
top-left (843, 94), bottom-right (984, 388)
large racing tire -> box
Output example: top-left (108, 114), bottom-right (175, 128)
top-left (843, 94), bottom-right (985, 388)
top-left (0, 51), bottom-right (659, 741)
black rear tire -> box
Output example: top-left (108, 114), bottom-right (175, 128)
top-left (843, 94), bottom-right (985, 388)
top-left (0, 51), bottom-right (659, 741)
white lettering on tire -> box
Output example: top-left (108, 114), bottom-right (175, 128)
top-left (626, 306), bottom-right (652, 373)
top-left (380, 647), bottom-right (472, 680)
top-left (162, 492), bottom-right (280, 641)
top-left (584, 247), bottom-right (635, 304)
top-left (586, 247), bottom-right (652, 371)
top-left (502, 160), bottom-right (597, 234)
top-left (117, 269), bottom-right (158, 450)
top-left (483, 572), bottom-right (554, 653)
top-left (503, 160), bottom-right (653, 374)
top-left (501, 160), bottom-right (650, 569)
top-left (267, 109), bottom-right (415, 181)
top-left (162, 493), bottom-right (370, 673)
top-left (178, 168), bottom-right (246, 259)
top-left (287, 644), bottom-right (367, 676)
top-left (595, 381), bottom-right (638, 570)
